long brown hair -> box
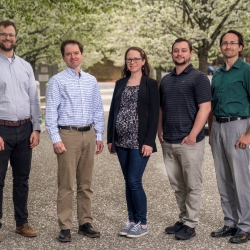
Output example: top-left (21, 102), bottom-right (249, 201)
top-left (121, 47), bottom-right (152, 78)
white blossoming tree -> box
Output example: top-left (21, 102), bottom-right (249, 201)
top-left (104, 0), bottom-right (250, 82)
top-left (140, 0), bottom-right (250, 81)
top-left (1, 0), bottom-right (249, 83)
top-left (0, 0), bottom-right (125, 70)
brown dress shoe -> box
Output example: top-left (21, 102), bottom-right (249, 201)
top-left (15, 223), bottom-right (37, 237)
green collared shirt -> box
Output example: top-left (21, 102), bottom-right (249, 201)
top-left (211, 58), bottom-right (250, 117)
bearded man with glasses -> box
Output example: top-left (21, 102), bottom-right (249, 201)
top-left (0, 20), bottom-right (41, 242)
top-left (208, 30), bottom-right (250, 244)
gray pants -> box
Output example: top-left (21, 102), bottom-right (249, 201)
top-left (161, 140), bottom-right (205, 228)
top-left (211, 119), bottom-right (250, 232)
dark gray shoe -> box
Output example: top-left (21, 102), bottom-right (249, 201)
top-left (126, 222), bottom-right (148, 238)
top-left (175, 225), bottom-right (196, 240)
top-left (165, 221), bottom-right (183, 234)
top-left (58, 229), bottom-right (71, 242)
top-left (119, 221), bottom-right (134, 236)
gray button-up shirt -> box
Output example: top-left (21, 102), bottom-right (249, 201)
top-left (0, 53), bottom-right (41, 131)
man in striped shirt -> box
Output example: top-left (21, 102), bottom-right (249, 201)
top-left (45, 40), bottom-right (104, 242)
top-left (158, 38), bottom-right (212, 240)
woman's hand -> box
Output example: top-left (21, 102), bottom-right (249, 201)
top-left (108, 143), bottom-right (117, 155)
top-left (141, 145), bottom-right (153, 157)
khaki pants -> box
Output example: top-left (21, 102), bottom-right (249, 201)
top-left (57, 127), bottom-right (96, 229)
top-left (161, 140), bottom-right (205, 228)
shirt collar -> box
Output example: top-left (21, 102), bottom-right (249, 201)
top-left (221, 57), bottom-right (242, 72)
top-left (171, 63), bottom-right (193, 76)
top-left (0, 52), bottom-right (16, 62)
top-left (65, 66), bottom-right (84, 77)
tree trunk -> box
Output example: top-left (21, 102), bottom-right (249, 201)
top-left (197, 39), bottom-right (209, 74)
top-left (30, 60), bottom-right (36, 74)
top-left (155, 68), bottom-right (162, 86)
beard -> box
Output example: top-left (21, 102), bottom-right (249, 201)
top-left (0, 42), bottom-right (15, 51)
top-left (173, 57), bottom-right (191, 66)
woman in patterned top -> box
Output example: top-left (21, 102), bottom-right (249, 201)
top-left (107, 47), bottom-right (159, 238)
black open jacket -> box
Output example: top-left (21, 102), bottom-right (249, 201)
top-left (107, 75), bottom-right (160, 153)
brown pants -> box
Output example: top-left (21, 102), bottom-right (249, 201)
top-left (57, 127), bottom-right (96, 229)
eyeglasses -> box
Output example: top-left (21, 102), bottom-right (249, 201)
top-left (220, 41), bottom-right (239, 47)
top-left (126, 58), bottom-right (142, 63)
top-left (0, 33), bottom-right (16, 38)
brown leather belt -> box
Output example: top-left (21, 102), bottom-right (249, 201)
top-left (0, 118), bottom-right (31, 127)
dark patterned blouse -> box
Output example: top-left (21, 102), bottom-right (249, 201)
top-left (115, 85), bottom-right (139, 149)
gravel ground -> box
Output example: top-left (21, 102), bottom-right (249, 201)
top-left (1, 112), bottom-right (249, 249)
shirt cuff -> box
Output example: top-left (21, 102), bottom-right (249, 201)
top-left (32, 122), bottom-right (41, 131)
top-left (51, 134), bottom-right (62, 144)
top-left (96, 132), bottom-right (103, 141)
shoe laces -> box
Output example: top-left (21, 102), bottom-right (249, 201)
top-left (23, 223), bottom-right (31, 229)
top-left (130, 222), bottom-right (141, 233)
top-left (123, 221), bottom-right (132, 230)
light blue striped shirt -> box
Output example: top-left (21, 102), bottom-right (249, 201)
top-left (45, 67), bottom-right (105, 144)
top-left (0, 53), bottom-right (41, 131)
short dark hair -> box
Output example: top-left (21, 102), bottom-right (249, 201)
top-left (219, 30), bottom-right (244, 57)
top-left (0, 20), bottom-right (17, 35)
top-left (172, 38), bottom-right (193, 52)
top-left (60, 40), bottom-right (84, 56)
top-left (121, 46), bottom-right (152, 78)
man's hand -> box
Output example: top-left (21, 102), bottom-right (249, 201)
top-left (181, 135), bottom-right (196, 145)
top-left (0, 137), bottom-right (4, 151)
top-left (30, 131), bottom-right (40, 148)
top-left (96, 140), bottom-right (104, 154)
top-left (142, 145), bottom-right (153, 157)
top-left (158, 133), bottom-right (164, 143)
top-left (235, 134), bottom-right (250, 149)
top-left (108, 143), bottom-right (117, 155)
top-left (53, 141), bottom-right (67, 154)
top-left (158, 107), bottom-right (164, 143)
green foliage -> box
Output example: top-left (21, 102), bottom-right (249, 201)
top-left (1, 0), bottom-right (249, 73)
top-left (0, 0), bottom-right (126, 69)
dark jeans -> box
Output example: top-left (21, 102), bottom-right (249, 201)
top-left (0, 122), bottom-right (32, 226)
top-left (116, 146), bottom-right (149, 224)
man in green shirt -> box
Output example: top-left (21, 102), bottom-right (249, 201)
top-left (208, 30), bottom-right (250, 244)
